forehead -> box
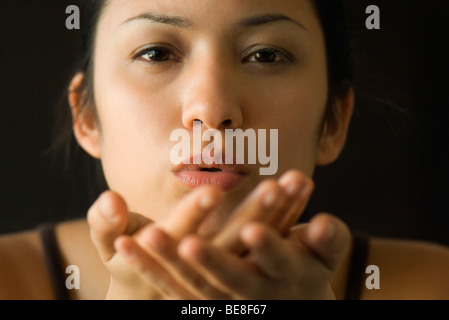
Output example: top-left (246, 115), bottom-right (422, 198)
top-left (98, 0), bottom-right (320, 34)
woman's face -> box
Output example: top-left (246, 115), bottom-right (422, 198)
top-left (81, 0), bottom-right (341, 224)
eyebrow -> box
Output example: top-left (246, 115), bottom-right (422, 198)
top-left (122, 13), bottom-right (307, 31)
top-left (237, 14), bottom-right (307, 31)
top-left (122, 13), bottom-right (192, 28)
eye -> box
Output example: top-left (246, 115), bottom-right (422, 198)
top-left (245, 47), bottom-right (293, 65)
top-left (141, 47), bottom-right (170, 61)
top-left (133, 45), bottom-right (180, 64)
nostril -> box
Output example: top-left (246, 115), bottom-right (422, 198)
top-left (222, 119), bottom-right (232, 127)
top-left (190, 119), bottom-right (232, 129)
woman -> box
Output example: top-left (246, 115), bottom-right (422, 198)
top-left (1, 0), bottom-right (448, 300)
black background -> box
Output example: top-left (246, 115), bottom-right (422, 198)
top-left (1, 1), bottom-right (448, 246)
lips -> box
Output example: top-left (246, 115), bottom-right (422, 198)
top-left (172, 155), bottom-right (248, 191)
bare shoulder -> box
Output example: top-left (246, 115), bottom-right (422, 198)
top-left (361, 236), bottom-right (449, 300)
top-left (0, 228), bottom-right (54, 299)
top-left (54, 219), bottom-right (109, 300)
top-left (0, 219), bottom-right (109, 300)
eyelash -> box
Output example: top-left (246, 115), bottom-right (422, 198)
top-left (132, 45), bottom-right (180, 64)
top-left (132, 45), bottom-right (294, 66)
top-left (243, 47), bottom-right (294, 65)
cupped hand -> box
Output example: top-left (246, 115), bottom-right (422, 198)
top-left (87, 170), bottom-right (323, 299)
top-left (87, 185), bottom-right (223, 299)
top-left (176, 213), bottom-right (350, 299)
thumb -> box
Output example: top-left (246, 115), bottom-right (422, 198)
top-left (291, 213), bottom-right (351, 272)
top-left (86, 191), bottom-right (130, 262)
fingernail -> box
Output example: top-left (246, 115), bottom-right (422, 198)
top-left (285, 182), bottom-right (302, 197)
top-left (180, 237), bottom-right (208, 263)
top-left (199, 194), bottom-right (214, 210)
top-left (263, 192), bottom-right (277, 208)
top-left (100, 198), bottom-right (118, 222)
top-left (279, 173), bottom-right (304, 197)
top-left (146, 228), bottom-right (168, 253)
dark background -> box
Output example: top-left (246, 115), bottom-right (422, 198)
top-left (1, 1), bottom-right (448, 246)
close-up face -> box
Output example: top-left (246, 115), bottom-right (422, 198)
top-left (4, 2), bottom-right (449, 302)
top-left (73, 0), bottom-right (351, 226)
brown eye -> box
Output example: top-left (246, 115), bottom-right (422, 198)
top-left (140, 47), bottom-right (172, 62)
top-left (254, 49), bottom-right (279, 63)
top-left (245, 48), bottom-right (293, 65)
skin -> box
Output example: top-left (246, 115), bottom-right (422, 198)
top-left (76, 0), bottom-right (353, 299)
top-left (78, 0), bottom-right (344, 221)
top-left (0, 0), bottom-right (449, 300)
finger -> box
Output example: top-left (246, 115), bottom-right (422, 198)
top-left (240, 222), bottom-right (295, 279)
top-left (87, 191), bottom-right (130, 262)
top-left (138, 226), bottom-right (230, 300)
top-left (293, 213), bottom-right (351, 272)
top-left (262, 170), bottom-right (306, 229)
top-left (157, 186), bottom-right (222, 240)
top-left (114, 235), bottom-right (198, 300)
top-left (277, 171), bottom-right (315, 235)
top-left (178, 235), bottom-right (260, 299)
top-left (211, 179), bottom-right (287, 253)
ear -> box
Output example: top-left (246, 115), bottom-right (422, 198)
top-left (316, 88), bottom-right (355, 166)
top-left (68, 73), bottom-right (101, 159)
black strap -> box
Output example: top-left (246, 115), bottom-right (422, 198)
top-left (36, 222), bottom-right (369, 300)
top-left (38, 223), bottom-right (70, 300)
top-left (344, 231), bottom-right (370, 300)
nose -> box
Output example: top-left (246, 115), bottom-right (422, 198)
top-left (181, 53), bottom-right (243, 131)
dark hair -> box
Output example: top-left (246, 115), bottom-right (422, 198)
top-left (50, 0), bottom-right (109, 204)
top-left (313, 0), bottom-right (354, 132)
top-left (314, 0), bottom-right (354, 95)
top-left (51, 0), bottom-right (354, 206)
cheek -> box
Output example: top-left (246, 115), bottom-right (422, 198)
top-left (280, 91), bottom-right (327, 176)
top-left (245, 74), bottom-right (328, 176)
top-left (92, 59), bottom-right (181, 212)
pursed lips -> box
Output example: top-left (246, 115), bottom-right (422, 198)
top-left (172, 154), bottom-right (248, 191)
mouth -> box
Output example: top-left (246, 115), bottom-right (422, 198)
top-left (172, 156), bottom-right (249, 191)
